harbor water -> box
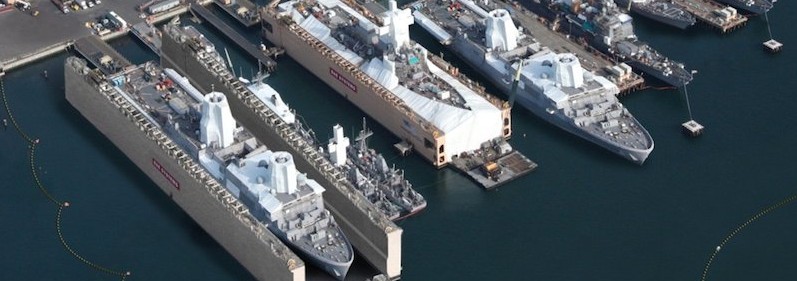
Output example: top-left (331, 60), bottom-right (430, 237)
top-left (1, 1), bottom-right (795, 280)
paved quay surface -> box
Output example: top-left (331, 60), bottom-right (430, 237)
top-left (0, 0), bottom-right (150, 63)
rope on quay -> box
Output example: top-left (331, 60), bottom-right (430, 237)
top-left (1, 77), bottom-right (132, 280)
top-left (700, 193), bottom-right (797, 281)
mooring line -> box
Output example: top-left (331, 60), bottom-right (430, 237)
top-left (2, 77), bottom-right (131, 280)
top-left (700, 193), bottom-right (797, 281)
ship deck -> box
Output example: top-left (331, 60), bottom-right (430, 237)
top-left (671, 0), bottom-right (748, 33)
top-left (131, 21), bottom-right (163, 54)
top-left (213, 0), bottom-right (261, 27)
top-left (492, 0), bottom-right (645, 94)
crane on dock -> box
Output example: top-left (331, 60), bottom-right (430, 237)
top-left (508, 59), bottom-right (524, 108)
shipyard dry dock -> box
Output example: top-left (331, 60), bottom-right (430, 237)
top-left (259, 0), bottom-right (515, 169)
top-left (158, 24), bottom-right (403, 279)
top-left (64, 54), bottom-right (305, 281)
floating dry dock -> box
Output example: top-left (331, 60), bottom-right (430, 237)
top-left (64, 48), bottom-right (305, 280)
top-left (259, 0), bottom-right (535, 190)
top-left (159, 23), bottom-right (403, 279)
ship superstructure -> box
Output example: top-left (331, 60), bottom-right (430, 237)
top-left (327, 121), bottom-right (427, 220)
top-left (85, 60), bottom-right (353, 279)
top-left (261, 0), bottom-right (513, 168)
top-left (614, 0), bottom-right (696, 29)
top-left (413, 0), bottom-right (653, 163)
top-left (540, 0), bottom-right (693, 87)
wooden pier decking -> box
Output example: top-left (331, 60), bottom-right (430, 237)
top-left (672, 0), bottom-right (747, 33)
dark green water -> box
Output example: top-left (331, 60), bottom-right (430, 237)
top-left (2, 2), bottom-right (795, 280)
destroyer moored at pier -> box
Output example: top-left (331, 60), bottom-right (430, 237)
top-left (528, 0), bottom-right (693, 87)
top-left (259, 0), bottom-right (516, 168)
top-left (412, 0), bottom-right (653, 163)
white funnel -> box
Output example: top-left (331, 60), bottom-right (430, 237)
top-left (485, 9), bottom-right (519, 52)
top-left (553, 54), bottom-right (584, 88)
top-left (200, 92), bottom-right (236, 148)
top-left (269, 151), bottom-right (298, 194)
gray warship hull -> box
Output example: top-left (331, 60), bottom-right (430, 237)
top-left (615, 0), bottom-right (696, 29)
top-left (715, 0), bottom-right (772, 15)
top-left (271, 227), bottom-right (353, 280)
top-left (448, 39), bottom-right (653, 164)
top-left (624, 58), bottom-right (691, 87)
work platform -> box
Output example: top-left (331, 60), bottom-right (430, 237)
top-left (190, 4), bottom-right (278, 71)
top-left (71, 36), bottom-right (132, 75)
top-left (499, 0), bottom-right (645, 94)
top-left (672, 0), bottom-right (747, 33)
top-left (452, 148), bottom-right (538, 190)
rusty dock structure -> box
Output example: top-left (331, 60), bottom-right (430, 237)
top-left (672, 0), bottom-right (747, 33)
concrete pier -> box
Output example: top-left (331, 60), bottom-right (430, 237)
top-left (0, 0), bottom-right (194, 73)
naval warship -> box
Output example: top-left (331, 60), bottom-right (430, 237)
top-left (530, 0), bottom-right (693, 87)
top-left (242, 72), bottom-right (427, 220)
top-left (260, 0), bottom-right (514, 168)
top-left (326, 120), bottom-right (427, 220)
top-left (412, 0), bottom-right (653, 163)
top-left (81, 60), bottom-right (353, 279)
top-left (614, 0), bottom-right (696, 29)
top-left (715, 0), bottom-right (773, 15)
